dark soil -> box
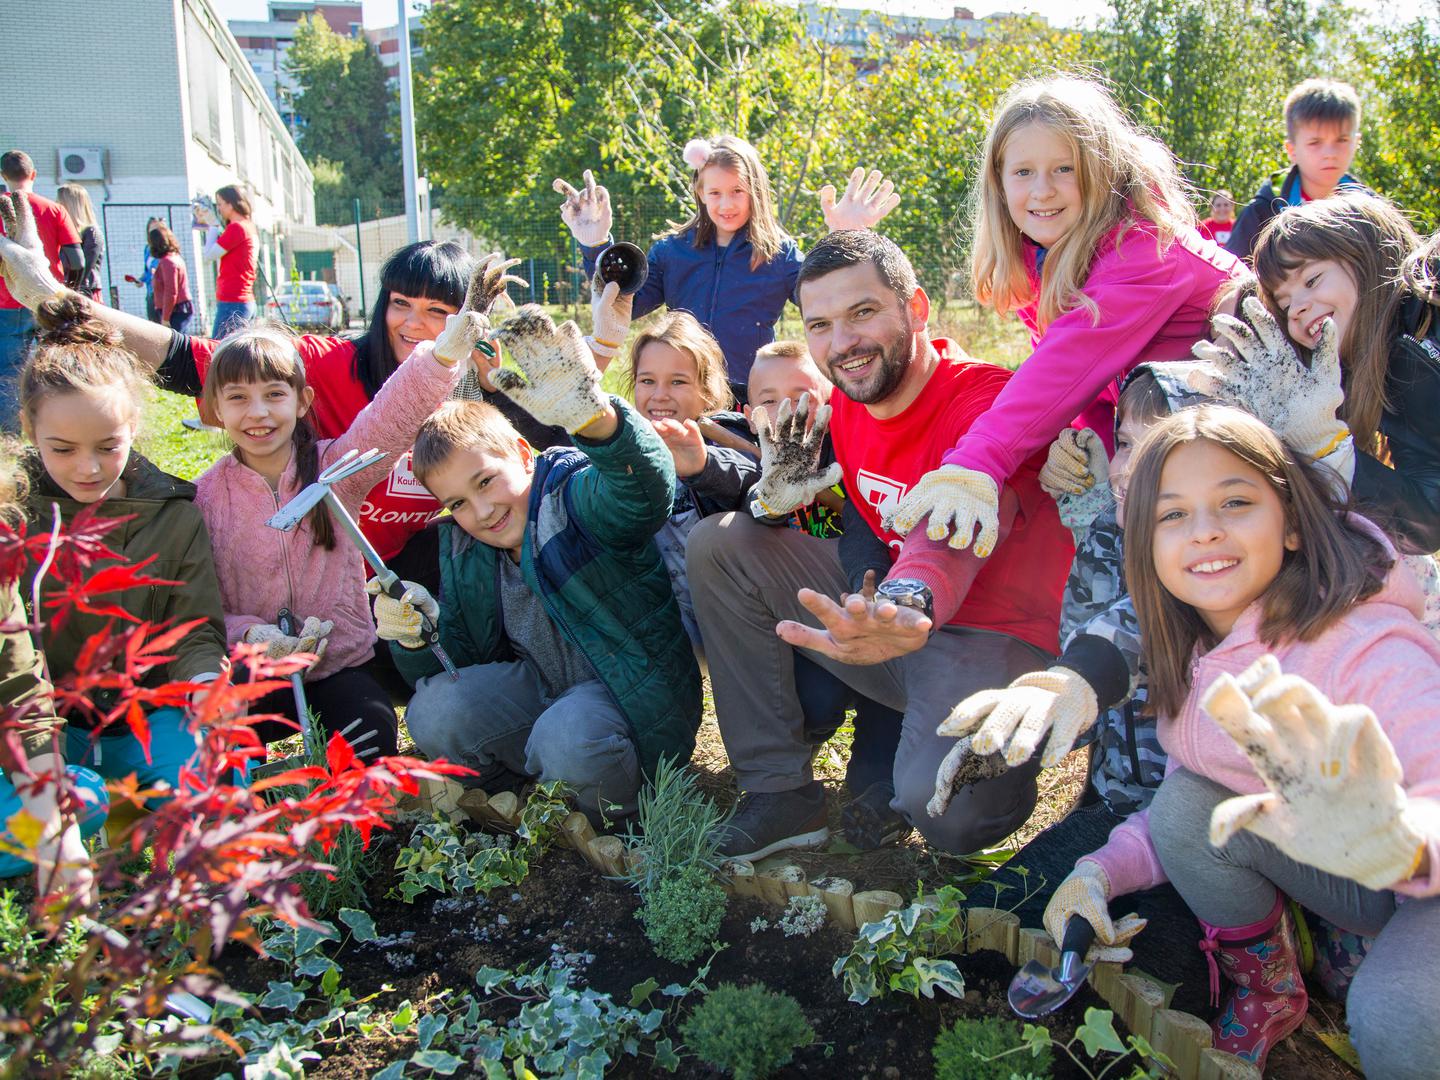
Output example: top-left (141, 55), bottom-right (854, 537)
top-left (201, 826), bottom-right (1358, 1079)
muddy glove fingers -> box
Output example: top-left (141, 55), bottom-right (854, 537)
top-left (1204, 662), bottom-right (1427, 889)
top-left (751, 394), bottom-right (843, 516)
top-left (0, 193), bottom-right (67, 310)
top-left (884, 464), bottom-right (1000, 555)
top-left (942, 668), bottom-right (1099, 768)
top-left (820, 168), bottom-right (901, 231)
top-left (491, 306), bottom-right (608, 434)
top-left (1038, 429), bottom-right (1095, 497)
top-left (586, 279), bottom-right (633, 359)
top-left (465, 252), bottom-right (527, 317)
top-left (553, 170), bottom-right (613, 247)
top-left (927, 735), bottom-right (1010, 818)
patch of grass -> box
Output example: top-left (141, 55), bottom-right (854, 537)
top-left (138, 389), bottom-right (228, 481)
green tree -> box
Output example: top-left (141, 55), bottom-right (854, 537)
top-left (286, 14), bottom-right (401, 222)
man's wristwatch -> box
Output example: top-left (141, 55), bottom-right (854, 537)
top-left (875, 577), bottom-right (934, 622)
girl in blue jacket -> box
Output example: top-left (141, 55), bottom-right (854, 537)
top-left (556, 137), bottom-right (897, 400)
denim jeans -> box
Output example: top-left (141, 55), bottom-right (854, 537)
top-left (0, 306), bottom-right (36, 431)
top-left (212, 300), bottom-right (256, 339)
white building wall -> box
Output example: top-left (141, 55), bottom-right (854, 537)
top-left (4, 0), bottom-right (314, 324)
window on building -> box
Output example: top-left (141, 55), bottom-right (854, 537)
top-left (185, 11), bottom-right (227, 161)
top-left (232, 80), bottom-right (251, 181)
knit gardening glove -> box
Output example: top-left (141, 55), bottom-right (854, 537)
top-left (553, 170), bottom-right (613, 248)
top-left (1039, 428), bottom-right (1107, 497)
top-left (938, 667), bottom-right (1101, 769)
top-left (244, 616), bottom-right (333, 661)
top-left (1204, 655), bottom-right (1439, 891)
top-left (1043, 862), bottom-right (1147, 965)
top-left (927, 734), bottom-right (1011, 818)
top-left (586, 279), bottom-right (633, 360)
top-left (0, 193), bottom-right (67, 311)
top-left (432, 253), bottom-right (528, 367)
top-left (884, 464), bottom-right (1000, 556)
top-left (820, 168), bottom-right (901, 231)
top-left (490, 306), bottom-right (610, 435)
top-left (366, 578), bottom-right (438, 651)
top-left (750, 393), bottom-right (843, 516)
top-left (1152, 297), bottom-right (1354, 486)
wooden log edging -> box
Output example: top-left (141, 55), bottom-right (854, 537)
top-left (412, 778), bottom-right (1232, 1080)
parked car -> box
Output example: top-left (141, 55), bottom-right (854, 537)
top-left (267, 281), bottom-right (347, 332)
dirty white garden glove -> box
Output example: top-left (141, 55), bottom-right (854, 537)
top-left (490, 306), bottom-right (610, 435)
top-left (366, 578), bottom-right (438, 651)
top-left (0, 193), bottom-right (67, 310)
top-left (1203, 655), bottom-right (1440, 891)
top-left (750, 393), bottom-right (843, 516)
top-left (884, 464), bottom-right (1000, 556)
top-left (553, 170), bottom-right (613, 248)
top-left (939, 667), bottom-right (1100, 769)
top-left (244, 616), bottom-right (333, 661)
top-left (1039, 428), bottom-right (1106, 497)
top-left (1153, 297), bottom-right (1354, 488)
top-left (927, 734), bottom-right (1010, 818)
top-left (1043, 862), bottom-right (1147, 965)
top-left (820, 168), bottom-right (901, 232)
top-left (433, 253), bottom-right (528, 367)
top-left (585, 279), bottom-right (633, 360)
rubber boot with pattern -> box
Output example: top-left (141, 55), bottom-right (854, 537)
top-left (1199, 894), bottom-right (1309, 1070)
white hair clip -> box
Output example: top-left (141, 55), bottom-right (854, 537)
top-left (682, 139), bottom-right (714, 172)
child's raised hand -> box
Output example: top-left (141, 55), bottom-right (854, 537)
top-left (651, 416), bottom-right (709, 478)
top-left (1203, 655), bottom-right (1437, 890)
top-left (586, 279), bottom-right (633, 361)
top-left (553, 170), bottom-right (613, 248)
top-left (937, 666), bottom-right (1100, 769)
top-left (0, 193), bottom-right (67, 311)
top-left (434, 253), bottom-right (528, 368)
top-left (1155, 297), bottom-right (1353, 485)
top-left (884, 464), bottom-right (1000, 556)
top-left (750, 392), bottom-right (843, 516)
top-left (490, 306), bottom-right (610, 435)
top-left (820, 168), bottom-right (901, 232)
top-left (1039, 428), bottom-right (1115, 533)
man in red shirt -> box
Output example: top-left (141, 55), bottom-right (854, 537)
top-left (689, 230), bottom-right (1073, 859)
top-left (0, 150), bottom-right (82, 429)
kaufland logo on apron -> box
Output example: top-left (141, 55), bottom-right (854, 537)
top-left (386, 453), bottom-right (431, 499)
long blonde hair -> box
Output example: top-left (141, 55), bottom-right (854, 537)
top-left (971, 76), bottom-right (1195, 327)
top-left (55, 184), bottom-right (99, 232)
top-left (665, 135), bottom-right (787, 271)
top-left (620, 310), bottom-right (733, 416)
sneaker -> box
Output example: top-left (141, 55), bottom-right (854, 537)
top-left (842, 781), bottom-right (912, 849)
top-left (716, 782), bottom-right (829, 862)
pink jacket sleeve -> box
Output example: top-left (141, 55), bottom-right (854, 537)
top-left (939, 230), bottom-right (1196, 487)
top-left (1333, 630), bottom-right (1440, 898)
top-left (1078, 805), bottom-right (1169, 900)
top-left (324, 340), bottom-right (464, 507)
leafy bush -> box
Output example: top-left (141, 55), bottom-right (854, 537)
top-left (681, 982), bottom-right (814, 1080)
top-left (638, 863), bottom-right (727, 965)
top-left (934, 1016), bottom-right (1053, 1080)
top-left (832, 884), bottom-right (967, 1005)
top-left (392, 816), bottom-right (526, 902)
top-left (623, 759), bottom-right (732, 964)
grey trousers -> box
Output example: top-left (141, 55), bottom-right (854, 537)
top-left (406, 660), bottom-right (640, 815)
top-left (1149, 768), bottom-right (1440, 1080)
top-left (687, 512), bottom-right (1050, 854)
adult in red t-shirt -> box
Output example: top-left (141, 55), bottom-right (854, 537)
top-left (689, 230), bottom-right (1073, 860)
top-left (0, 150), bottom-right (83, 429)
top-left (199, 184), bottom-right (259, 338)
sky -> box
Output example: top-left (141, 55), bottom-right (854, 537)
top-left (213, 0), bottom-right (1438, 31)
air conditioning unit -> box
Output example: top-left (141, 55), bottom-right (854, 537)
top-left (58, 147), bottom-right (106, 182)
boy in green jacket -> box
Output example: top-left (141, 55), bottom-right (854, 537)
top-left (370, 308), bottom-right (701, 817)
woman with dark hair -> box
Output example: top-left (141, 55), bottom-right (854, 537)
top-left (196, 183), bottom-right (258, 338)
top-left (149, 225), bottom-right (192, 333)
top-left (0, 238), bottom-right (566, 588)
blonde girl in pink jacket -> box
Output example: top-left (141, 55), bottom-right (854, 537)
top-left (1044, 405), bottom-right (1440, 1076)
top-left (193, 319), bottom-right (472, 760)
top-left (887, 76), bottom-right (1243, 558)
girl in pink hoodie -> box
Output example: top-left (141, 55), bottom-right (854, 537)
top-left (194, 322), bottom-right (469, 760)
top-left (1045, 405), bottom-right (1440, 1077)
top-left (887, 76), bottom-right (1243, 558)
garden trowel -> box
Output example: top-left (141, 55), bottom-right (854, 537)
top-left (264, 448), bottom-right (459, 681)
top-left (1008, 916), bottom-right (1097, 1019)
